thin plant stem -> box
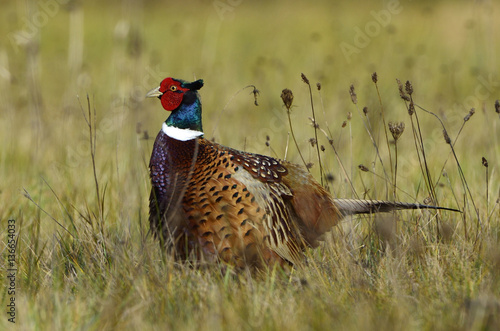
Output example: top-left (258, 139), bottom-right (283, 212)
top-left (286, 109), bottom-right (309, 171)
top-left (302, 74), bottom-right (324, 185)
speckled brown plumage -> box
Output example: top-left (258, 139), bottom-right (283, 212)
top-left (149, 131), bottom-right (340, 268)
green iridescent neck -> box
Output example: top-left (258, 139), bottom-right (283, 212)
top-left (165, 91), bottom-right (203, 132)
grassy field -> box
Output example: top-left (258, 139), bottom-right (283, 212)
top-left (1, 0), bottom-right (500, 329)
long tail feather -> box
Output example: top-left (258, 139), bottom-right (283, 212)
top-left (333, 198), bottom-right (460, 217)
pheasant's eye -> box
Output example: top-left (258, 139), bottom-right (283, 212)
top-left (170, 85), bottom-right (178, 92)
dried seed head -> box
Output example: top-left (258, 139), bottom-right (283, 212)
top-left (363, 106), bottom-right (368, 115)
top-left (265, 141), bottom-right (269, 147)
top-left (328, 138), bottom-right (334, 145)
top-left (405, 80), bottom-right (413, 95)
top-left (464, 108), bottom-right (475, 122)
top-left (495, 100), bottom-right (500, 114)
top-left (408, 100), bottom-right (415, 116)
top-left (358, 164), bottom-right (369, 172)
top-left (281, 88), bottom-right (294, 111)
top-left (388, 121), bottom-right (405, 141)
top-left (482, 157), bottom-right (488, 167)
top-left (349, 84), bottom-right (357, 104)
top-left (309, 117), bottom-right (319, 128)
top-left (423, 197), bottom-right (433, 205)
top-left (372, 72), bottom-right (378, 84)
top-left (266, 135), bottom-right (270, 141)
top-left (325, 173), bottom-right (335, 182)
top-left (320, 145), bottom-right (325, 152)
top-left (347, 112), bottom-right (352, 120)
top-left (443, 129), bottom-right (451, 144)
top-left (397, 79), bottom-right (410, 101)
top-left (309, 138), bottom-right (317, 147)
top-left (301, 73), bottom-right (310, 85)
top-left (306, 162), bottom-right (314, 169)
top-left (316, 82), bottom-right (321, 91)
top-left (342, 120), bottom-right (347, 128)
top-left (252, 86), bottom-right (260, 106)
top-left (396, 78), bottom-right (404, 95)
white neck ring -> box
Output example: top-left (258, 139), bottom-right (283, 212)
top-left (162, 122), bottom-right (203, 141)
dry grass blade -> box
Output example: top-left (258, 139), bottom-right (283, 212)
top-left (23, 188), bottom-right (75, 238)
top-left (414, 103), bottom-right (481, 241)
top-left (301, 73), bottom-right (324, 184)
top-left (349, 83), bottom-right (390, 192)
top-left (281, 87), bottom-right (309, 170)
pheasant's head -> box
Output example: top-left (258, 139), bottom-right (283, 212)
top-left (146, 77), bottom-right (204, 111)
top-left (146, 77), bottom-right (205, 139)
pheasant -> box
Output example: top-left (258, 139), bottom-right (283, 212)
top-left (146, 77), bottom-right (457, 269)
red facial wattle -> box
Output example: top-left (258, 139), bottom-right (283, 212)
top-left (158, 78), bottom-right (189, 111)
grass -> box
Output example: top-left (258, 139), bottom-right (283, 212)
top-left (1, 0), bottom-right (500, 329)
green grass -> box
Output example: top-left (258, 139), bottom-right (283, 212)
top-left (1, 0), bottom-right (500, 329)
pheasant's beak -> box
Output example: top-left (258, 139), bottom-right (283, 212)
top-left (146, 86), bottom-right (163, 98)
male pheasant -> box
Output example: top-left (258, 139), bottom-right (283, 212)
top-left (146, 77), bottom-right (456, 269)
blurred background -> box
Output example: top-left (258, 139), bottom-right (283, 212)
top-left (1, 0), bottom-right (499, 233)
top-left (1, 1), bottom-right (500, 329)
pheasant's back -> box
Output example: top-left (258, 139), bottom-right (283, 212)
top-left (149, 134), bottom-right (343, 268)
